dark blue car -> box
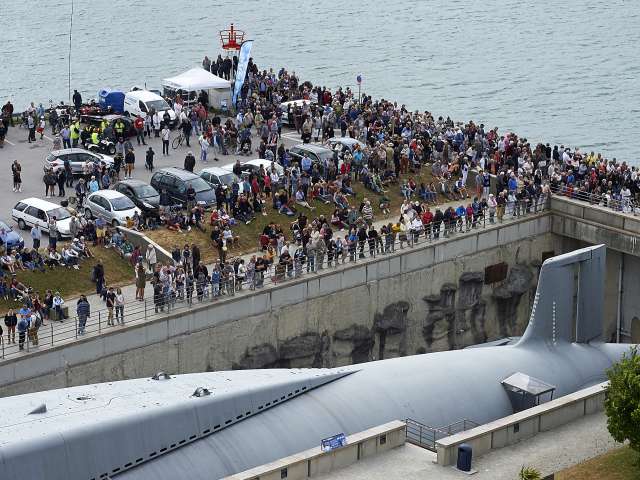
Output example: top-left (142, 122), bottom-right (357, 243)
top-left (0, 220), bottom-right (25, 251)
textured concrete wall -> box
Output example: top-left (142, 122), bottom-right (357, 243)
top-left (0, 216), bottom-right (555, 397)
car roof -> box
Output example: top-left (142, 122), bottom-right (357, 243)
top-left (280, 99), bottom-right (311, 106)
top-left (293, 144), bottom-right (333, 153)
top-left (14, 197), bottom-right (68, 210)
top-left (89, 189), bottom-right (126, 199)
top-left (115, 179), bottom-right (149, 187)
top-left (199, 167), bottom-right (232, 175)
top-left (50, 148), bottom-right (87, 155)
top-left (126, 90), bottom-right (164, 102)
top-left (156, 167), bottom-right (199, 180)
top-left (330, 138), bottom-right (362, 145)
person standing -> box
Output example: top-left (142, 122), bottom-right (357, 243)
top-left (105, 287), bottom-right (116, 326)
top-left (134, 116), bottom-right (146, 146)
top-left (4, 309), bottom-right (17, 344)
top-left (93, 261), bottom-right (105, 296)
top-left (135, 260), bottom-right (146, 301)
top-left (191, 243), bottom-right (200, 274)
top-left (115, 287), bottom-right (125, 325)
top-left (145, 244), bottom-right (157, 274)
top-left (124, 148), bottom-right (135, 179)
top-left (48, 217), bottom-right (58, 249)
top-left (30, 224), bottom-right (41, 250)
top-left (76, 294), bottom-right (90, 335)
top-left (11, 160), bottom-right (21, 192)
top-left (16, 307), bottom-right (30, 350)
top-left (60, 124), bottom-right (71, 149)
top-left (161, 125), bottom-right (170, 155)
top-left (72, 89), bottom-right (82, 111)
top-left (27, 114), bottom-right (36, 143)
top-left (183, 151), bottom-right (196, 172)
top-left (145, 146), bottom-right (155, 171)
top-left (52, 292), bottom-right (65, 321)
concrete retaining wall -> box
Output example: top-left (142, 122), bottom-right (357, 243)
top-left (435, 382), bottom-right (607, 466)
top-left (0, 215), bottom-right (555, 397)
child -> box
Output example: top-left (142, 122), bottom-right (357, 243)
top-left (37, 117), bottom-right (46, 139)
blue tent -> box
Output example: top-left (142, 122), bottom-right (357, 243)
top-left (98, 89), bottom-right (125, 113)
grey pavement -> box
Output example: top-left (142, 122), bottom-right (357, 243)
top-left (316, 412), bottom-right (621, 480)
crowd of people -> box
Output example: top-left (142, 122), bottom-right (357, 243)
top-left (1, 54), bottom-right (638, 349)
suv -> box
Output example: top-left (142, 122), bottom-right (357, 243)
top-left (44, 148), bottom-right (115, 175)
top-left (150, 167), bottom-right (216, 208)
top-left (12, 198), bottom-right (73, 239)
top-left (288, 144), bottom-right (336, 167)
top-left (198, 166), bottom-right (246, 194)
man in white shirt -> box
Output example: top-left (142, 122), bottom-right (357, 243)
top-left (161, 126), bottom-right (170, 156)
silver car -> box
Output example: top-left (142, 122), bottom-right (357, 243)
top-left (84, 190), bottom-right (141, 227)
top-left (44, 148), bottom-right (115, 175)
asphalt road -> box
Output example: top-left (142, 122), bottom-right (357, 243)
top-left (0, 122), bottom-right (305, 235)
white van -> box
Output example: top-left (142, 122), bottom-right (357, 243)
top-left (124, 90), bottom-right (177, 127)
top-left (12, 198), bottom-right (74, 238)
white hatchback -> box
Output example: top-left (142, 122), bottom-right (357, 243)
top-left (12, 197), bottom-right (74, 238)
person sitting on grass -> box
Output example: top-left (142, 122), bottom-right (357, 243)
top-left (233, 195), bottom-right (255, 224)
top-left (295, 187), bottom-right (315, 211)
top-left (222, 225), bottom-right (239, 247)
top-left (9, 277), bottom-right (29, 302)
top-left (1, 251), bottom-right (16, 273)
top-left (62, 246), bottom-right (80, 269)
top-left (47, 247), bottom-right (65, 268)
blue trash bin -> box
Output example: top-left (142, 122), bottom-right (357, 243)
top-left (457, 443), bottom-right (472, 471)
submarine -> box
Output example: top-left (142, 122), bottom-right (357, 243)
top-left (0, 244), bottom-right (633, 479)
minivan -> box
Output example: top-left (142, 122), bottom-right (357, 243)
top-left (150, 167), bottom-right (216, 208)
top-left (124, 89), bottom-right (177, 127)
top-left (12, 198), bottom-right (74, 238)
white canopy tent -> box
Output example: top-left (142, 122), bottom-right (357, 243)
top-left (162, 68), bottom-right (232, 111)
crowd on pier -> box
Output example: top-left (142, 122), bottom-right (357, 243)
top-left (1, 55), bottom-right (639, 345)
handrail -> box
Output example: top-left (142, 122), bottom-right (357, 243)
top-left (549, 183), bottom-right (638, 215)
top-left (406, 417), bottom-right (479, 452)
top-left (0, 195), bottom-right (551, 362)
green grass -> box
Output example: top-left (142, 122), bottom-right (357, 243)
top-left (556, 447), bottom-right (640, 480)
top-left (147, 168), bottom-right (444, 262)
top-left (0, 245), bottom-right (133, 311)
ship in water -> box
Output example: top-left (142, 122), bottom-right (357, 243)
top-left (0, 244), bottom-right (633, 480)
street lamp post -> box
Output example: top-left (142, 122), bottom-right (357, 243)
top-left (356, 74), bottom-right (362, 105)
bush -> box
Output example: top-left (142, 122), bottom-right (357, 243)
top-left (604, 346), bottom-right (640, 456)
top-left (518, 465), bottom-right (541, 480)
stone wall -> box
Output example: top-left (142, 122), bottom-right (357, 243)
top-left (0, 215), bottom-right (556, 397)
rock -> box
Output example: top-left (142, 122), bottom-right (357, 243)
top-left (374, 301), bottom-right (410, 334)
top-left (233, 343), bottom-right (278, 370)
top-left (279, 333), bottom-right (321, 360)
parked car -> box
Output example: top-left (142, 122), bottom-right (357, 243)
top-left (0, 220), bottom-right (24, 251)
top-left (326, 137), bottom-right (366, 153)
top-left (279, 99), bottom-right (312, 126)
top-left (84, 190), bottom-right (141, 227)
top-left (150, 167), bottom-right (216, 208)
top-left (221, 159), bottom-right (285, 178)
top-left (198, 166), bottom-right (245, 193)
top-left (124, 89), bottom-right (176, 127)
top-left (288, 144), bottom-right (336, 166)
top-left (113, 179), bottom-right (160, 217)
top-left (12, 198), bottom-right (73, 238)
top-left (44, 148), bottom-right (115, 175)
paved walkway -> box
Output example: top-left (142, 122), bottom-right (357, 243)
top-left (0, 193), bottom-right (550, 361)
top-left (316, 412), bottom-right (620, 479)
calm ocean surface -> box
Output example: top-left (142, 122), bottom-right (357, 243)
top-left (2, 0), bottom-right (639, 162)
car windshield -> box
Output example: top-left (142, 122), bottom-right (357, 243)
top-left (146, 99), bottom-right (171, 112)
top-left (218, 173), bottom-right (239, 185)
top-left (190, 177), bottom-right (212, 193)
top-left (110, 196), bottom-right (136, 211)
top-left (314, 149), bottom-right (334, 162)
top-left (47, 207), bottom-right (71, 221)
top-left (133, 185), bottom-right (158, 198)
top-left (46, 153), bottom-right (57, 163)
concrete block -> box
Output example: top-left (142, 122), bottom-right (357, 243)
top-left (491, 427), bottom-right (508, 449)
top-left (309, 444), bottom-right (358, 476)
top-left (505, 417), bottom-right (538, 444)
top-left (307, 277), bottom-right (321, 298)
top-left (270, 283), bottom-right (308, 309)
top-left (144, 319), bottom-right (169, 345)
top-left (359, 437), bottom-right (378, 459)
top-left (496, 223), bottom-right (522, 244)
top-left (623, 217), bottom-right (640, 234)
top-left (388, 255), bottom-right (402, 275)
top-left (318, 272), bottom-right (342, 295)
top-left (340, 265), bottom-right (367, 289)
top-left (583, 208), bottom-right (624, 229)
top-left (585, 392), bottom-right (605, 414)
top-left (539, 402), bottom-right (584, 431)
top-left (476, 229), bottom-right (498, 252)
top-left (551, 199), bottom-right (585, 218)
